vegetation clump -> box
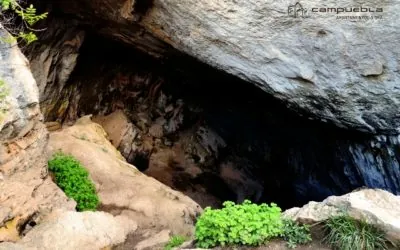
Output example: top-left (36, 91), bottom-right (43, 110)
top-left (281, 219), bottom-right (312, 248)
top-left (195, 200), bottom-right (284, 248)
top-left (164, 235), bottom-right (186, 250)
top-left (48, 152), bottom-right (100, 211)
top-left (0, 79), bottom-right (9, 120)
top-left (324, 215), bottom-right (389, 250)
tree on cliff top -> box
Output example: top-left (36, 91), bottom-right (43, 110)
top-left (0, 0), bottom-right (47, 44)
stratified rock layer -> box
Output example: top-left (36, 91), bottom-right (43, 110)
top-left (0, 26), bottom-right (75, 242)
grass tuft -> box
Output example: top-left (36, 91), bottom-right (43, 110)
top-left (164, 235), bottom-right (186, 250)
top-left (324, 215), bottom-right (388, 250)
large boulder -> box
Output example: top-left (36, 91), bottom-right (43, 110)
top-left (54, 0), bottom-right (400, 133)
top-left (47, 116), bottom-right (202, 238)
top-left (284, 189), bottom-right (400, 242)
top-left (0, 210), bottom-right (136, 250)
top-left (0, 27), bottom-right (75, 242)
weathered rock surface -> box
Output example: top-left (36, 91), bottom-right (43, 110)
top-left (130, 229), bottom-right (170, 250)
top-left (93, 110), bottom-right (144, 166)
top-left (47, 116), bottom-right (202, 237)
top-left (0, 27), bottom-right (75, 242)
top-left (53, 0), bottom-right (400, 133)
top-left (0, 210), bottom-right (136, 250)
top-left (284, 189), bottom-right (400, 242)
top-left (27, 18), bottom-right (85, 122)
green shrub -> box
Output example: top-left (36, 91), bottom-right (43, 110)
top-left (195, 200), bottom-right (283, 248)
top-left (48, 152), bottom-right (100, 211)
top-left (281, 219), bottom-right (312, 248)
top-left (324, 215), bottom-right (388, 250)
top-left (164, 235), bottom-right (186, 250)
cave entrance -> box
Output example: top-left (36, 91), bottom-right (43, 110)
top-left (40, 32), bottom-right (400, 210)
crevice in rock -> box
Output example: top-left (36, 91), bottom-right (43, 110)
top-left (132, 0), bottom-right (154, 16)
top-left (288, 76), bottom-right (315, 85)
top-left (28, 30), bottom-right (400, 210)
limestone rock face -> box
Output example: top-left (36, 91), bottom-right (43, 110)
top-left (47, 116), bottom-right (202, 237)
top-left (27, 18), bottom-right (85, 122)
top-left (284, 189), bottom-right (400, 242)
top-left (0, 27), bottom-right (75, 242)
top-left (54, 0), bottom-right (400, 133)
top-left (93, 110), bottom-right (142, 165)
top-left (0, 210), bottom-right (137, 250)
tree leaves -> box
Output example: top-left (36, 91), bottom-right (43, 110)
top-left (0, 0), bottom-right (47, 44)
top-left (14, 4), bottom-right (47, 26)
top-left (0, 0), bottom-right (12, 10)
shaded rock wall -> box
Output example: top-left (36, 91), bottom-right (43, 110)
top-left (26, 18), bottom-right (85, 122)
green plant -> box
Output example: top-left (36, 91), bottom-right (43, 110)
top-left (324, 215), bottom-right (388, 250)
top-left (281, 219), bottom-right (312, 248)
top-left (0, 0), bottom-right (47, 44)
top-left (195, 200), bottom-right (283, 248)
top-left (0, 79), bottom-right (9, 121)
top-left (164, 235), bottom-right (186, 250)
top-left (48, 152), bottom-right (100, 211)
top-left (0, 79), bottom-right (8, 100)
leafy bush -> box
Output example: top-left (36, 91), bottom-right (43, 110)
top-left (164, 235), bottom-right (186, 250)
top-left (281, 219), bottom-right (312, 248)
top-left (0, 0), bottom-right (47, 44)
top-left (195, 200), bottom-right (283, 248)
top-left (324, 215), bottom-right (388, 250)
top-left (48, 152), bottom-right (100, 211)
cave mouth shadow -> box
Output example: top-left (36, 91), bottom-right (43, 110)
top-left (64, 32), bottom-right (399, 210)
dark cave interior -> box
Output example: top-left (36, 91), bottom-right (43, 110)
top-left (47, 32), bottom-right (400, 209)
